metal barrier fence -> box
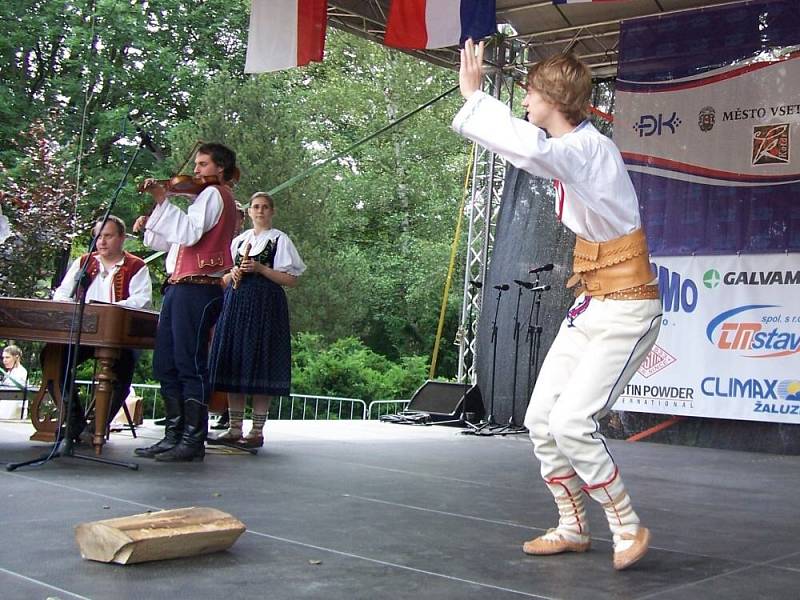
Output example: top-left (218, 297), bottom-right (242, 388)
top-left (6, 381), bottom-right (416, 424)
top-left (274, 394), bottom-right (367, 421)
top-left (75, 381), bottom-right (369, 421)
top-left (367, 399), bottom-right (411, 420)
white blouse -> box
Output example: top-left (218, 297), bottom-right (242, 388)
top-left (231, 228), bottom-right (306, 277)
top-left (1, 364), bottom-right (28, 389)
top-left (452, 91), bottom-right (642, 242)
top-left (143, 186), bottom-right (224, 275)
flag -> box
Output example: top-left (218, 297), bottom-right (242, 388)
top-left (384, 0), bottom-right (496, 50)
top-left (245, 0), bottom-right (328, 73)
top-left (553, 1), bottom-right (628, 4)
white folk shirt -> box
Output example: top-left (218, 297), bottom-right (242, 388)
top-left (143, 186), bottom-right (224, 275)
top-left (53, 255), bottom-right (153, 308)
top-left (231, 228), bottom-right (306, 277)
top-left (452, 91), bottom-right (642, 243)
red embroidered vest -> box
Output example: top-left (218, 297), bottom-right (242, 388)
top-left (80, 251), bottom-right (146, 301)
top-left (171, 185), bottom-right (237, 279)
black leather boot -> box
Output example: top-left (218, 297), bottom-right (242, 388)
top-left (135, 395), bottom-right (183, 458)
top-left (155, 398), bottom-right (207, 462)
top-left (65, 399), bottom-right (87, 444)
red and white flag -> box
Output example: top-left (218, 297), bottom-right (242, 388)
top-left (245, 0), bottom-right (328, 73)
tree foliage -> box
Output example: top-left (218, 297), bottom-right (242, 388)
top-left (1, 8), bottom-right (470, 395)
top-left (171, 30), bottom-right (469, 373)
top-left (0, 116), bottom-right (88, 297)
top-left (292, 333), bottom-right (428, 402)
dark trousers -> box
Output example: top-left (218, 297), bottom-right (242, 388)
top-left (154, 283), bottom-right (223, 405)
top-left (54, 345), bottom-right (138, 430)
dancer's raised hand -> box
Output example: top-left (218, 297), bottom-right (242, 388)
top-left (459, 38), bottom-right (485, 99)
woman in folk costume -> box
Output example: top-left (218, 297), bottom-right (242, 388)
top-left (453, 40), bottom-right (662, 570)
top-left (209, 192), bottom-right (305, 448)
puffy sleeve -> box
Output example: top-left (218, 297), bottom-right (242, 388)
top-left (230, 231), bottom-right (247, 262)
top-left (0, 207), bottom-right (12, 245)
top-left (273, 234), bottom-right (306, 277)
top-left (52, 257), bottom-right (82, 301)
top-left (116, 265), bottom-right (153, 309)
top-left (452, 91), bottom-right (590, 185)
top-left (145, 186), bottom-right (223, 247)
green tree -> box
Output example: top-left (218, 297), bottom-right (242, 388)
top-left (175, 30), bottom-right (468, 375)
top-left (2, 8), bottom-right (469, 382)
top-left (292, 333), bottom-right (427, 402)
top-left (1, 0), bottom-right (250, 228)
top-left (0, 117), bottom-right (88, 297)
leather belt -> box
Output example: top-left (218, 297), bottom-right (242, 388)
top-left (597, 284), bottom-right (660, 301)
top-left (169, 275), bottom-right (223, 286)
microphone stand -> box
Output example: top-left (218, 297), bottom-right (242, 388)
top-left (495, 281), bottom-right (530, 436)
top-left (7, 141), bottom-right (147, 472)
top-left (462, 284), bottom-right (506, 436)
top-left (526, 279), bottom-right (549, 401)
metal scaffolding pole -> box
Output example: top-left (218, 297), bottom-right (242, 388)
top-left (456, 39), bottom-right (522, 384)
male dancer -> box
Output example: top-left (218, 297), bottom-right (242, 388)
top-left (133, 142), bottom-right (238, 462)
top-left (453, 40), bottom-right (662, 570)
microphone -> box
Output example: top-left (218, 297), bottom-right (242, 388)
top-left (530, 284), bottom-right (551, 293)
top-left (469, 280), bottom-right (483, 288)
top-left (493, 284), bottom-right (509, 291)
top-left (513, 279), bottom-right (533, 289)
top-left (529, 263), bottom-right (554, 274)
top-left (137, 127), bottom-right (164, 162)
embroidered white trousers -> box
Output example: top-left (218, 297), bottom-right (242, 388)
top-left (523, 294), bottom-right (662, 486)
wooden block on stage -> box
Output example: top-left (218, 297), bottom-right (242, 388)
top-left (74, 507), bottom-right (246, 565)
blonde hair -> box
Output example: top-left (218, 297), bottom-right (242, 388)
top-left (3, 345), bottom-right (22, 365)
top-left (526, 54), bottom-right (592, 126)
top-left (250, 192), bottom-right (274, 209)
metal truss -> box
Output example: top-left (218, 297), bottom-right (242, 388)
top-left (456, 38), bottom-right (525, 384)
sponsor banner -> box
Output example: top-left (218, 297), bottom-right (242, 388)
top-left (617, 254), bottom-right (800, 424)
top-left (615, 1), bottom-right (800, 255)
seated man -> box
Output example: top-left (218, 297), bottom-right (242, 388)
top-left (51, 215), bottom-right (152, 438)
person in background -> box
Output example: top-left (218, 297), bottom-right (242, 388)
top-left (208, 192), bottom-right (305, 448)
top-left (1, 345), bottom-right (27, 389)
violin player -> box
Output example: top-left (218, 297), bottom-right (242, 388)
top-left (133, 142), bottom-right (239, 462)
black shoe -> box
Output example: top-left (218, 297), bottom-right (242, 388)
top-left (134, 437), bottom-right (178, 458)
top-left (136, 395), bottom-right (183, 458)
top-left (154, 418), bottom-right (167, 426)
top-left (154, 398), bottom-right (207, 462)
top-left (154, 442), bottom-right (205, 462)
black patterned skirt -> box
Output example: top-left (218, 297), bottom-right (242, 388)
top-left (209, 275), bottom-right (291, 395)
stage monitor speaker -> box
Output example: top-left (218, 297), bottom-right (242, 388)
top-left (406, 381), bottom-right (484, 422)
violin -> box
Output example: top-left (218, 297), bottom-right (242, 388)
top-left (137, 173), bottom-right (234, 199)
top-left (137, 139), bottom-right (241, 199)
